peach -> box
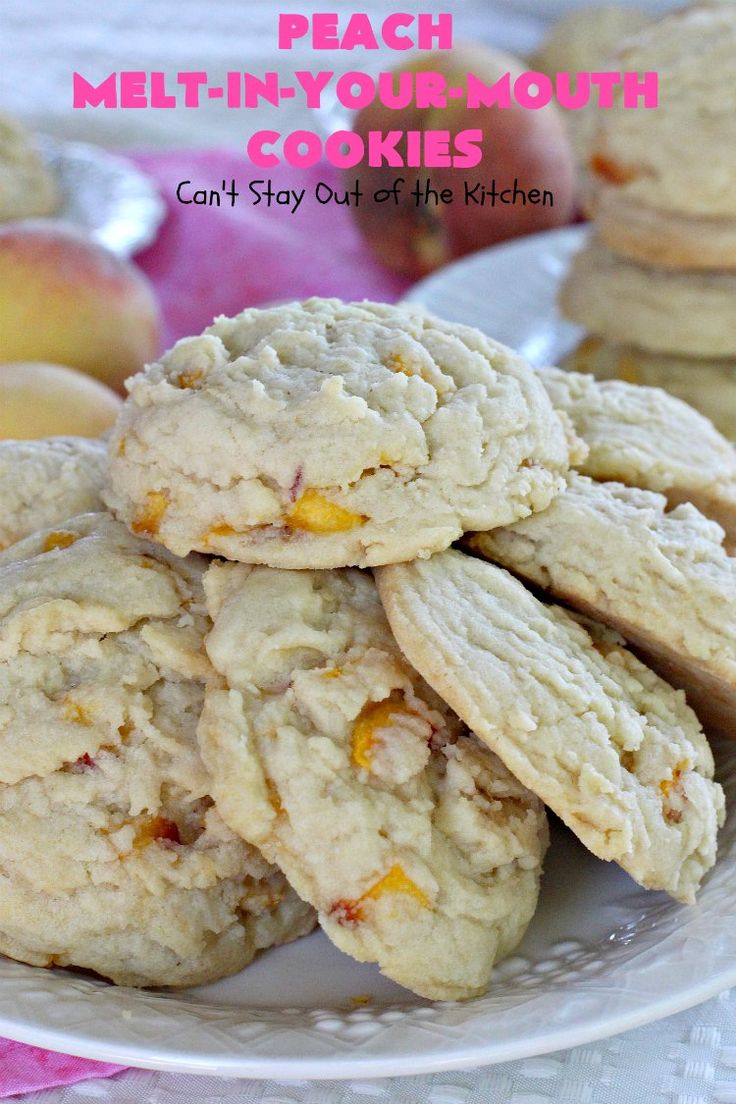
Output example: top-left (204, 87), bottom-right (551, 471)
top-left (0, 361), bottom-right (122, 439)
top-left (0, 220), bottom-right (160, 392)
top-left (352, 44), bottom-right (576, 279)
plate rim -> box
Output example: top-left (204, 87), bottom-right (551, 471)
top-left (0, 956), bottom-right (735, 1079)
top-left (403, 223), bottom-right (587, 313)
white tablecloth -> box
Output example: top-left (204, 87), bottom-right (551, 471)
top-left (2, 1), bottom-right (733, 1100)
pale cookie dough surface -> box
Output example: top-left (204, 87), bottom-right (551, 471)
top-left (0, 113), bottom-right (57, 220)
top-left (0, 437), bottom-right (107, 550)
top-left (0, 513), bottom-right (314, 987)
top-left (468, 473), bottom-right (736, 740)
top-left (376, 550), bottom-right (724, 904)
top-left (560, 238), bottom-right (736, 358)
top-left (562, 336), bottom-right (736, 444)
top-left (587, 4), bottom-right (736, 219)
top-left (104, 298), bottom-right (576, 569)
top-left (197, 562), bottom-right (548, 1001)
top-left (539, 366), bottom-right (736, 550)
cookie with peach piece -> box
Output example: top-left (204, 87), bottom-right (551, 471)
top-left (104, 298), bottom-right (579, 569)
top-left (376, 550), bottom-right (724, 905)
top-left (0, 512), bottom-right (314, 987)
top-left (197, 561), bottom-right (548, 1001)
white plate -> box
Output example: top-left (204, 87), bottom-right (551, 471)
top-left (3, 227), bottom-right (736, 1080)
top-left (405, 224), bottom-right (587, 367)
top-left (1, 741), bottom-right (735, 1078)
top-left (36, 136), bottom-right (166, 257)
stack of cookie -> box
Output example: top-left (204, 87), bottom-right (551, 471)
top-left (0, 298), bottom-right (729, 1002)
top-left (559, 2), bottom-right (736, 440)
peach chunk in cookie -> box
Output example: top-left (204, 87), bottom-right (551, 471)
top-left (104, 297), bottom-right (576, 569)
top-left (197, 561), bottom-right (548, 1001)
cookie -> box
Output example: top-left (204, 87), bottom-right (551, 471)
top-left (197, 562), bottom-right (548, 1001)
top-left (376, 550), bottom-right (724, 904)
top-left (104, 298), bottom-right (576, 569)
top-left (589, 190), bottom-right (736, 271)
top-left (0, 113), bottom-right (57, 221)
top-left (532, 5), bottom-right (652, 79)
top-left (539, 366), bottom-right (736, 551)
top-left (0, 513), bottom-right (314, 986)
top-left (559, 238), bottom-right (736, 358)
top-left (563, 336), bottom-right (736, 443)
top-left (468, 473), bottom-right (736, 739)
top-left (0, 436), bottom-right (107, 550)
top-left (531, 5), bottom-right (652, 162)
top-left (0, 511), bottom-right (211, 785)
top-left (587, 5), bottom-right (736, 253)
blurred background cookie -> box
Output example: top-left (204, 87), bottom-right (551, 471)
top-left (586, 3), bottom-right (736, 269)
top-left (554, 3), bottom-right (736, 422)
top-left (560, 237), bottom-right (736, 357)
top-left (531, 4), bottom-right (653, 76)
top-left (531, 4), bottom-right (654, 163)
top-left (592, 191), bottom-right (736, 271)
top-left (0, 112), bottom-right (57, 222)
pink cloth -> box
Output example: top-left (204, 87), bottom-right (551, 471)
top-left (0, 148), bottom-right (407, 1099)
top-left (0, 1040), bottom-right (124, 1097)
top-left (131, 149), bottom-right (411, 351)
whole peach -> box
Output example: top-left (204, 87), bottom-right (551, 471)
top-left (352, 44), bottom-right (576, 279)
top-left (0, 220), bottom-right (160, 391)
top-left (0, 361), bottom-right (122, 439)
